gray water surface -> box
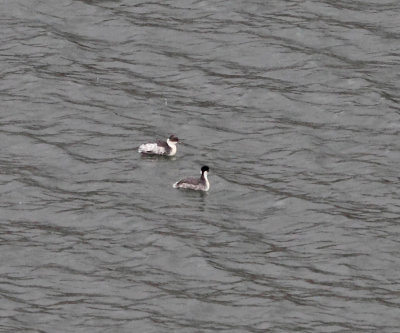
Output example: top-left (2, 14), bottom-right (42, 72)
top-left (1, 0), bottom-right (400, 332)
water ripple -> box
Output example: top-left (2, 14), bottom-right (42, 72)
top-left (1, 0), bottom-right (400, 332)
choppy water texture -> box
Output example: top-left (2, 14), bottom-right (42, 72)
top-left (1, 0), bottom-right (400, 332)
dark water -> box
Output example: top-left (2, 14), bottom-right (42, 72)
top-left (1, 0), bottom-right (400, 332)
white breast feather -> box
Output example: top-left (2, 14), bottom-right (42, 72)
top-left (203, 172), bottom-right (210, 191)
top-left (169, 144), bottom-right (177, 156)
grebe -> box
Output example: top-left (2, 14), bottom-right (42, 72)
top-left (138, 135), bottom-right (179, 156)
top-left (173, 166), bottom-right (210, 191)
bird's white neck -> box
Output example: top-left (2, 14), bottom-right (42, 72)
top-left (202, 171), bottom-right (210, 191)
top-left (167, 139), bottom-right (177, 156)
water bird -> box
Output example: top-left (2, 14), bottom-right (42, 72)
top-left (138, 135), bottom-right (180, 156)
top-left (173, 166), bottom-right (210, 191)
